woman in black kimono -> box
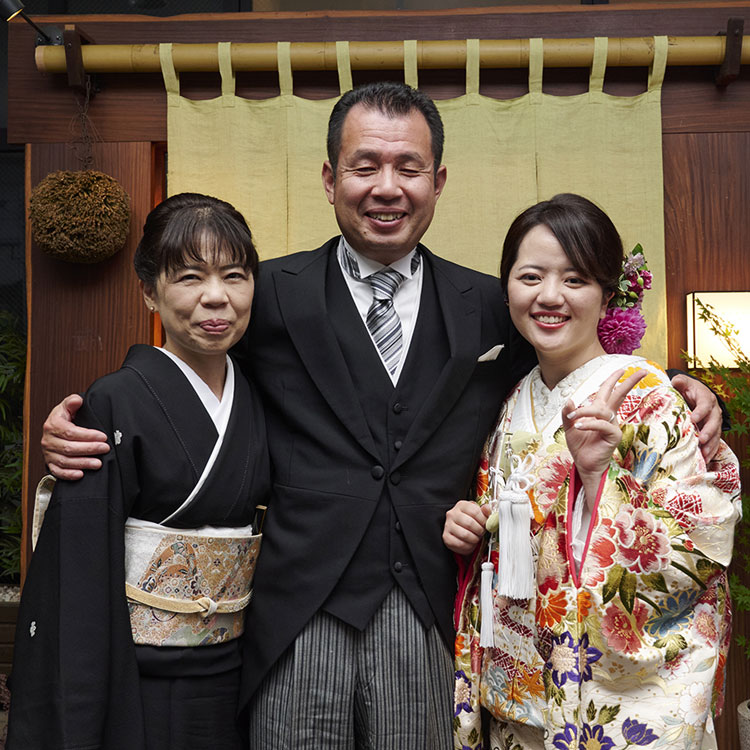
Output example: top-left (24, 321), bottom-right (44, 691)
top-left (8, 193), bottom-right (270, 749)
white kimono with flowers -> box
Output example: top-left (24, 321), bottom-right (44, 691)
top-left (453, 355), bottom-right (741, 750)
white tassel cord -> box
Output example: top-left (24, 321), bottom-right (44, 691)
top-left (495, 454), bottom-right (535, 599)
top-left (479, 561), bottom-right (495, 647)
top-left (496, 497), bottom-right (513, 596)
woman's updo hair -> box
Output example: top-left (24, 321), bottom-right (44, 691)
top-left (500, 193), bottom-right (623, 301)
top-left (134, 193), bottom-right (259, 288)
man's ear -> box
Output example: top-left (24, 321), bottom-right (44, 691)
top-left (434, 164), bottom-right (447, 200)
top-left (322, 161), bottom-right (336, 206)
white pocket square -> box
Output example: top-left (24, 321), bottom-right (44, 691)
top-left (477, 344), bottom-right (504, 362)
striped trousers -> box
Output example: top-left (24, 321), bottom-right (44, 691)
top-left (248, 586), bottom-right (453, 749)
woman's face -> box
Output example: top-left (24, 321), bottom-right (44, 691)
top-left (507, 224), bottom-right (609, 383)
top-left (143, 248), bottom-right (254, 368)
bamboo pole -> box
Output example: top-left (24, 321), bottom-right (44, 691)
top-left (35, 36), bottom-right (750, 74)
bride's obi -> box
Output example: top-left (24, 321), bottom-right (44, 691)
top-left (124, 519), bottom-right (261, 647)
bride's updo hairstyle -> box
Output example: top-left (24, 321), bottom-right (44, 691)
top-left (500, 193), bottom-right (623, 302)
top-left (134, 192), bottom-right (258, 289)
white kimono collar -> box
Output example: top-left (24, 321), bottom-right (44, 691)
top-left (156, 348), bottom-right (234, 435)
top-left (152, 347), bottom-right (236, 525)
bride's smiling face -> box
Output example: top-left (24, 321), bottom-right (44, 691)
top-left (507, 224), bottom-right (609, 382)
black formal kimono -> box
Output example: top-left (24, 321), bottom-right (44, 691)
top-left (7, 345), bottom-right (270, 750)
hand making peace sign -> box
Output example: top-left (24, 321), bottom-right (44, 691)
top-left (561, 368), bottom-right (647, 507)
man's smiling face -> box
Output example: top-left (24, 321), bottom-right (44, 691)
top-left (322, 103), bottom-right (447, 266)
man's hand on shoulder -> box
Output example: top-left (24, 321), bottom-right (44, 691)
top-left (41, 394), bottom-right (110, 480)
top-left (669, 373), bottom-right (722, 463)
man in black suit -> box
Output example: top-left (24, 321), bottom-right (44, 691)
top-left (238, 83), bottom-right (536, 748)
top-left (43, 82), bottom-right (721, 749)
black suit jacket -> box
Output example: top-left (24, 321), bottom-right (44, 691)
top-left (238, 237), bottom-right (535, 704)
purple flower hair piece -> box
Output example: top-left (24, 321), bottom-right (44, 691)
top-left (598, 307), bottom-right (647, 355)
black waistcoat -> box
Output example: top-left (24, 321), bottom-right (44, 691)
top-left (321, 255), bottom-right (450, 630)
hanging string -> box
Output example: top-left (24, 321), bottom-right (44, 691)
top-left (68, 78), bottom-right (100, 170)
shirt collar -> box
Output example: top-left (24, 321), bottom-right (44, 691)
top-left (340, 236), bottom-right (420, 280)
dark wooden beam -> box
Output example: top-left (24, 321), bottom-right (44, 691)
top-left (716, 16), bottom-right (745, 85)
top-left (8, 5), bottom-right (750, 144)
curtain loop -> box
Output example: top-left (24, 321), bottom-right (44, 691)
top-left (648, 35), bottom-right (668, 92)
top-left (589, 37), bottom-right (607, 95)
top-left (528, 38), bottom-right (543, 104)
top-left (159, 43), bottom-right (180, 107)
top-left (277, 41), bottom-right (293, 98)
top-left (404, 40), bottom-right (418, 89)
top-left (466, 39), bottom-right (480, 96)
top-left (218, 42), bottom-right (235, 107)
top-left (335, 41), bottom-right (353, 95)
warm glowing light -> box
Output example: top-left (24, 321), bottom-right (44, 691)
top-left (686, 291), bottom-right (750, 367)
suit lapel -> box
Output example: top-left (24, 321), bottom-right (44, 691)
top-left (392, 250), bottom-right (481, 470)
top-left (273, 240), bottom-right (380, 460)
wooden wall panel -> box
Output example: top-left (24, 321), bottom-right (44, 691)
top-left (23, 141), bottom-right (154, 570)
top-left (663, 132), bottom-right (750, 749)
top-left (663, 131), bottom-right (750, 369)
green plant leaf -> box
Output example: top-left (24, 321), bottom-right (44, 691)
top-left (0, 312), bottom-right (25, 581)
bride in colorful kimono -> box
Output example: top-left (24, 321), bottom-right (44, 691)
top-left (445, 193), bottom-right (741, 750)
top-left (8, 193), bottom-right (270, 749)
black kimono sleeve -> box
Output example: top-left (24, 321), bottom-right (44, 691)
top-left (7, 384), bottom-right (146, 750)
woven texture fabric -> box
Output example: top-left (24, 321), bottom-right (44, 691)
top-left (161, 37), bottom-right (667, 362)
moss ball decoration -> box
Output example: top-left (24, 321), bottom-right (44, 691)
top-left (29, 170), bottom-right (131, 263)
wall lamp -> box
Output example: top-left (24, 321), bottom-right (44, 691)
top-left (1, 0), bottom-right (62, 46)
top-left (686, 291), bottom-right (750, 367)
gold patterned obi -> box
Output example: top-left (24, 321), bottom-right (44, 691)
top-left (124, 519), bottom-right (261, 647)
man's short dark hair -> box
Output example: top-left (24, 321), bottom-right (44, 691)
top-left (326, 81), bottom-right (444, 176)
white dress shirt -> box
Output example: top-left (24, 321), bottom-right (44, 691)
top-left (336, 236), bottom-right (423, 385)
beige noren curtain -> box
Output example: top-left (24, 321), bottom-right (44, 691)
top-left (161, 36), bottom-right (667, 362)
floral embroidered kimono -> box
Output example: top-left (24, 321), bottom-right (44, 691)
top-left (454, 354), bottom-right (741, 750)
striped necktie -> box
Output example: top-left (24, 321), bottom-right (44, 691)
top-left (339, 242), bottom-right (421, 376)
top-left (366, 267), bottom-right (406, 375)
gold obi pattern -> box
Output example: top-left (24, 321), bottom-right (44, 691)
top-left (124, 521), bottom-right (261, 647)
